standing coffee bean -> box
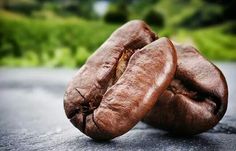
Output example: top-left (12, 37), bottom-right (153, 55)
top-left (64, 20), bottom-right (177, 140)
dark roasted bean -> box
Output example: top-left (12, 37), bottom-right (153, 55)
top-left (143, 43), bottom-right (228, 135)
top-left (64, 20), bottom-right (177, 140)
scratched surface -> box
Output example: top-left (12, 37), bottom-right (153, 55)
top-left (0, 62), bottom-right (235, 151)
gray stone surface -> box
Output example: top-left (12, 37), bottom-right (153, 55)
top-left (0, 62), bottom-right (236, 151)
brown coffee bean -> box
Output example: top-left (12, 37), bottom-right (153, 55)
top-left (64, 20), bottom-right (177, 140)
top-left (143, 42), bottom-right (228, 135)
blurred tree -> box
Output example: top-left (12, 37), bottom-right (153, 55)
top-left (129, 0), bottom-right (159, 18)
top-left (77, 0), bottom-right (98, 19)
top-left (1, 0), bottom-right (98, 19)
top-left (50, 0), bottom-right (98, 19)
top-left (181, 3), bottom-right (223, 28)
top-left (178, 0), bottom-right (235, 28)
top-left (104, 1), bottom-right (128, 23)
top-left (143, 9), bottom-right (164, 27)
top-left (1, 0), bottom-right (41, 15)
top-left (203, 0), bottom-right (236, 21)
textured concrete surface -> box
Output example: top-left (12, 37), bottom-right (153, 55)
top-left (0, 62), bottom-right (236, 151)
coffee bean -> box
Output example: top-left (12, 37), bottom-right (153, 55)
top-left (143, 43), bottom-right (228, 135)
top-left (64, 21), bottom-right (177, 140)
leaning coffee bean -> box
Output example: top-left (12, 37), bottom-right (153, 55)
top-left (64, 20), bottom-right (177, 140)
top-left (143, 42), bottom-right (228, 135)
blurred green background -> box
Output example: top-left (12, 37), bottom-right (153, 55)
top-left (0, 0), bottom-right (235, 68)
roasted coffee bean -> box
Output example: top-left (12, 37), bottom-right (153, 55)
top-left (143, 43), bottom-right (228, 135)
top-left (64, 20), bottom-right (177, 140)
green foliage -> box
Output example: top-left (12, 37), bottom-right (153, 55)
top-left (75, 47), bottom-right (91, 67)
top-left (192, 24), bottom-right (236, 60)
top-left (128, 0), bottom-right (159, 19)
top-left (224, 23), bottom-right (236, 35)
top-left (0, 11), bottom-right (118, 67)
top-left (2, 0), bottom-right (98, 19)
top-left (173, 23), bottom-right (236, 61)
top-left (0, 6), bottom-right (236, 68)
